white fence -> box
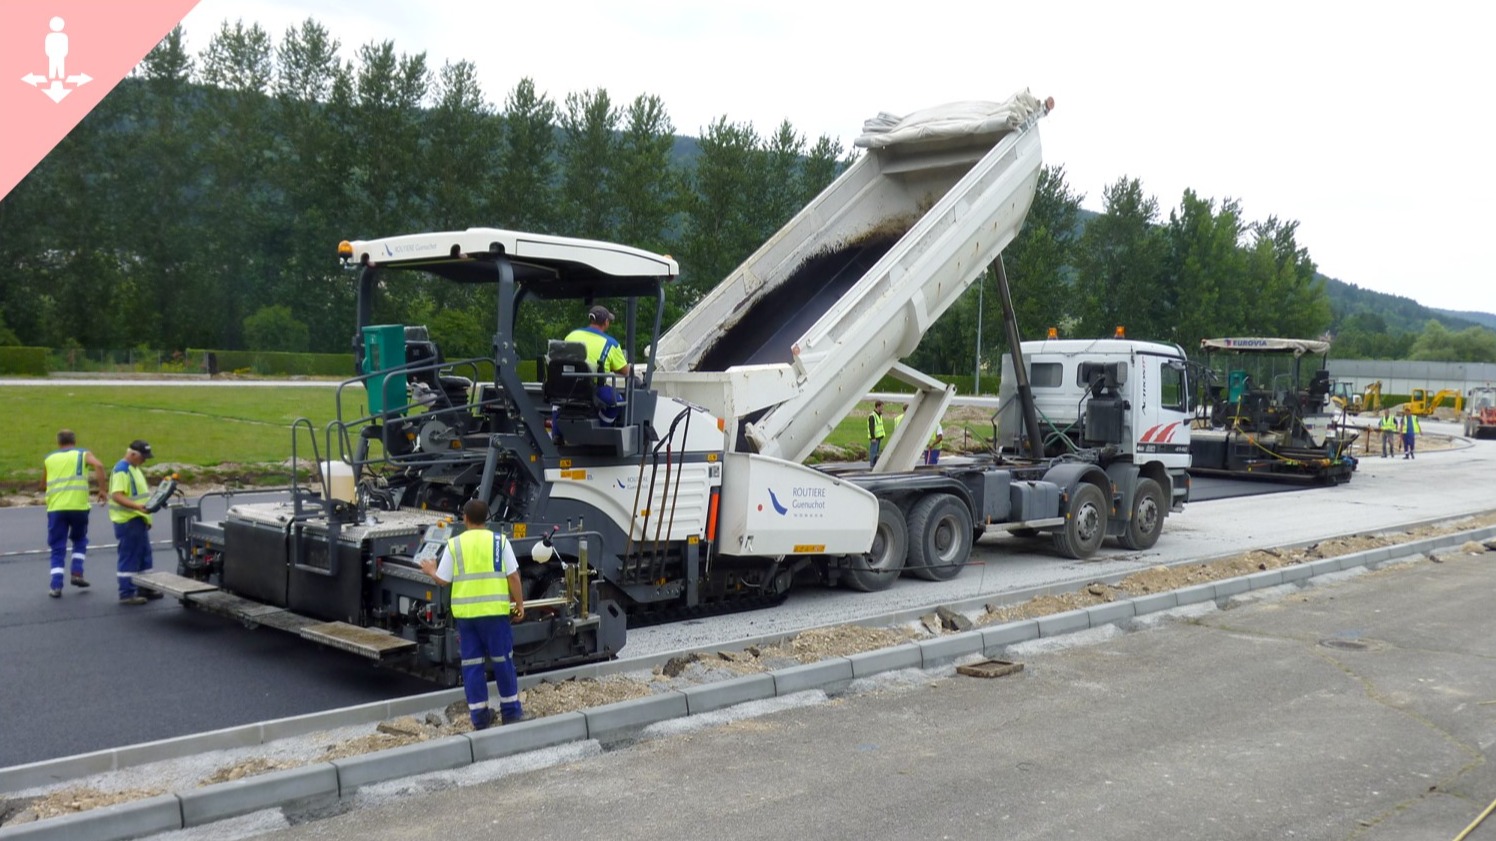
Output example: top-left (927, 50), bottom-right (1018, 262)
top-left (1327, 359), bottom-right (1496, 396)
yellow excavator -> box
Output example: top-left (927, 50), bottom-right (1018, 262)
top-left (1405, 387), bottom-right (1464, 417)
top-left (1329, 380), bottom-right (1382, 414)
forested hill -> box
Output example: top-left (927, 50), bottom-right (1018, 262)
top-left (1321, 276), bottom-right (1489, 333)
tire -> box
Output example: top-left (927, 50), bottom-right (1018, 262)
top-left (843, 499), bottom-right (906, 592)
top-left (1052, 482), bottom-right (1107, 560)
top-left (1116, 478), bottom-right (1164, 551)
top-left (905, 493), bottom-right (974, 581)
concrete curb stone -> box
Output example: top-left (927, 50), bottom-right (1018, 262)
top-left (1036, 609), bottom-right (1090, 637)
top-left (0, 794), bottom-right (181, 840)
top-left (1084, 600), bottom-right (1136, 628)
top-left (1170, 583), bottom-right (1217, 607)
top-left (680, 674), bottom-right (777, 715)
top-left (772, 658), bottom-right (854, 695)
top-left (332, 736), bottom-right (473, 796)
top-left (177, 763), bottom-right (337, 827)
top-left (583, 693), bottom-right (688, 741)
top-left (845, 643), bottom-right (923, 678)
top-left (980, 619), bottom-right (1039, 653)
top-left (1244, 569), bottom-right (1285, 590)
top-left (467, 713), bottom-right (588, 762)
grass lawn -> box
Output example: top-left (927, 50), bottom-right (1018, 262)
top-left (8, 385), bottom-right (353, 486)
top-left (8, 388), bottom-right (995, 488)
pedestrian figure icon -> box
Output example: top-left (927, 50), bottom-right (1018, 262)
top-left (22, 17), bottom-right (92, 103)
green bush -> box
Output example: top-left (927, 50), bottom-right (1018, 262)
top-left (0, 346), bottom-right (48, 375)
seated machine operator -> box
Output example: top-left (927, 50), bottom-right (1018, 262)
top-left (563, 305), bottom-right (632, 424)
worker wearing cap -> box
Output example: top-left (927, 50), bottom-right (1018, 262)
top-left (109, 440), bottom-right (158, 605)
top-left (41, 429), bottom-right (107, 598)
top-left (868, 401), bottom-right (886, 466)
top-left (419, 498), bottom-right (526, 730)
top-left (564, 305), bottom-right (632, 423)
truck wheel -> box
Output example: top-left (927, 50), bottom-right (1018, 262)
top-left (1116, 478), bottom-right (1164, 551)
top-left (906, 493), bottom-right (973, 581)
top-left (844, 499), bottom-right (906, 592)
top-left (1052, 483), bottom-right (1106, 560)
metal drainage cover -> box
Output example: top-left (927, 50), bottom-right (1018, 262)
top-left (1319, 638), bottom-right (1374, 651)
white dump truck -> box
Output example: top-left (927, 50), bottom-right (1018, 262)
top-left (144, 91), bottom-right (1191, 681)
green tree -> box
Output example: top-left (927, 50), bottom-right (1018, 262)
top-left (1410, 321), bottom-right (1496, 362)
top-left (195, 20), bottom-right (279, 350)
top-left (1163, 190), bottom-right (1247, 344)
top-left (613, 94), bottom-right (677, 254)
top-left (271, 18), bottom-right (354, 353)
top-left (1005, 164), bottom-right (1085, 338)
top-left (754, 120), bottom-right (805, 242)
top-left (244, 305), bottom-right (310, 351)
top-left (559, 88), bottom-right (619, 240)
top-left (1243, 217), bottom-right (1331, 338)
top-left (496, 78), bottom-right (558, 233)
top-left (678, 117), bottom-right (760, 306)
top-left (1075, 177), bottom-right (1168, 340)
top-left (799, 135), bottom-right (844, 206)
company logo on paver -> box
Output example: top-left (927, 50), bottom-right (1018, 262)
top-left (1140, 422), bottom-right (1182, 444)
top-left (20, 17), bottom-right (91, 104)
top-left (767, 489), bottom-right (789, 515)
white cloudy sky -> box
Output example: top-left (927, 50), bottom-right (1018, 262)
top-left (178, 0), bottom-right (1494, 316)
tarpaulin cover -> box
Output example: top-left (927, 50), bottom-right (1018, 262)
top-left (855, 90), bottom-right (1045, 149)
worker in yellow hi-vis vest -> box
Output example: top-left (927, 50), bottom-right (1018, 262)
top-left (925, 425), bottom-right (945, 465)
top-left (420, 499), bottom-right (527, 730)
top-left (110, 440), bottom-right (158, 605)
top-left (1399, 410), bottom-right (1421, 459)
top-left (41, 429), bottom-right (107, 598)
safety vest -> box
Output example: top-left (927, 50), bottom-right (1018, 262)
top-left (929, 430), bottom-right (943, 451)
top-left (1402, 415), bottom-right (1421, 434)
top-left (1378, 416), bottom-right (1397, 432)
top-left (447, 529), bottom-right (512, 619)
top-left (564, 326), bottom-right (622, 373)
top-left (108, 461), bottom-right (149, 524)
top-left (869, 412), bottom-right (885, 441)
top-left (44, 448), bottom-right (90, 512)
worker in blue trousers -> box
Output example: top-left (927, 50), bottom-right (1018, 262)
top-left (41, 429), bottom-right (107, 598)
top-left (419, 498), bottom-right (527, 730)
top-left (109, 440), bottom-right (160, 605)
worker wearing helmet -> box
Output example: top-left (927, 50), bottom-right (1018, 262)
top-left (868, 401), bottom-right (886, 466)
top-left (109, 440), bottom-right (158, 605)
top-left (419, 498), bottom-right (527, 730)
top-left (564, 305), bottom-right (632, 423)
top-left (41, 429), bottom-right (107, 598)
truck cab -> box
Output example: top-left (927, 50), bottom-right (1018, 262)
top-left (995, 336), bottom-right (1193, 521)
